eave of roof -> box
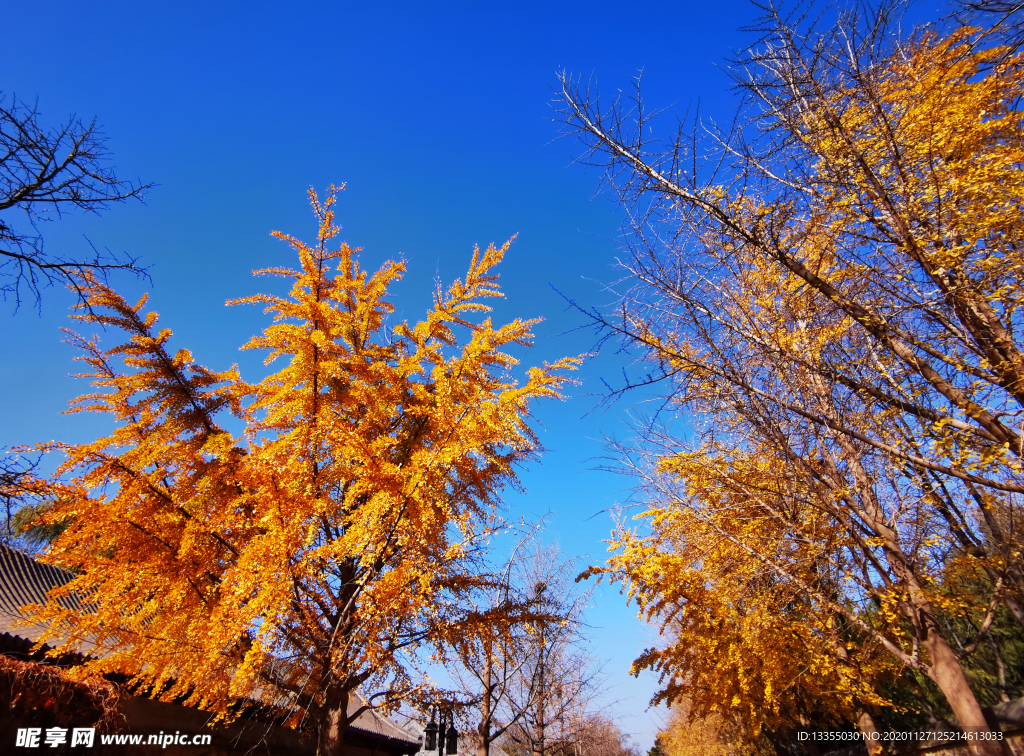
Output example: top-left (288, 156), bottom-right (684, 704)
top-left (0, 543), bottom-right (420, 750)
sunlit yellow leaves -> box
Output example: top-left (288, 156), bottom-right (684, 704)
top-left (25, 186), bottom-right (578, 733)
top-left (589, 21), bottom-right (1024, 748)
top-left (599, 445), bottom-right (900, 738)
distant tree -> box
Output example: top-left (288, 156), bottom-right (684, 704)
top-left (554, 713), bottom-right (638, 756)
top-left (0, 93), bottom-right (151, 310)
top-left (496, 548), bottom-right (600, 756)
top-left (448, 540), bottom-right (593, 756)
top-left (1, 449), bottom-right (38, 542)
top-left (0, 449), bottom-right (62, 549)
top-left (656, 702), bottom-right (773, 756)
top-left (444, 532), bottom-right (542, 756)
top-left (27, 186), bottom-right (577, 756)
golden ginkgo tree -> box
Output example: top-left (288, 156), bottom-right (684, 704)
top-left (27, 186), bottom-right (577, 756)
top-left (560, 5), bottom-right (1024, 753)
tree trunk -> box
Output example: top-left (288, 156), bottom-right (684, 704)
top-left (317, 685), bottom-right (350, 756)
top-left (796, 714), bottom-right (821, 756)
top-left (990, 635), bottom-right (1011, 704)
top-left (1004, 592), bottom-right (1024, 630)
top-left (924, 629), bottom-right (1005, 756)
top-left (533, 623), bottom-right (546, 756)
top-left (478, 643), bottom-right (492, 756)
top-left (834, 441), bottom-right (1003, 756)
top-left (532, 716), bottom-right (546, 756)
top-left (857, 710), bottom-right (882, 756)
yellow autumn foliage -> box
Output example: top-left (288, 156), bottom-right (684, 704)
top-left (25, 187), bottom-right (577, 756)
top-left (580, 23), bottom-right (1024, 754)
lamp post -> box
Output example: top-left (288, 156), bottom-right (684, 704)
top-left (423, 709), bottom-right (458, 756)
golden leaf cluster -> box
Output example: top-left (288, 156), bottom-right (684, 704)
top-left (24, 187), bottom-right (578, 732)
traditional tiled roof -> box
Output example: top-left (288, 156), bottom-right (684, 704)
top-left (0, 542), bottom-right (420, 751)
top-left (347, 696), bottom-right (423, 751)
top-left (0, 542), bottom-right (82, 639)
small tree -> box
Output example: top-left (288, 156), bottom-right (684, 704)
top-left (2, 449), bottom-right (38, 543)
top-left (497, 548), bottom-right (599, 756)
top-left (448, 541), bottom-right (594, 756)
top-left (28, 186), bottom-right (577, 756)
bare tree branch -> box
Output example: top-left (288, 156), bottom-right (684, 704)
top-left (0, 93), bottom-right (153, 311)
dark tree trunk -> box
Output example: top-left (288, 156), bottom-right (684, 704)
top-left (317, 684), bottom-right (350, 756)
top-left (477, 643), bottom-right (492, 756)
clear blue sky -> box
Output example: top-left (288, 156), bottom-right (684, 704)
top-left (0, 0), bottom-right (948, 747)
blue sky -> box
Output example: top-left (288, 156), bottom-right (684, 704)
top-left (0, 0), bottom-right (948, 746)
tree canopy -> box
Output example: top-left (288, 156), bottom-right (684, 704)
top-left (561, 5), bottom-right (1024, 754)
top-left (26, 186), bottom-right (577, 756)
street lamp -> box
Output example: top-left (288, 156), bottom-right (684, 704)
top-left (423, 709), bottom-right (458, 755)
top-left (445, 721), bottom-right (459, 755)
top-left (425, 714), bottom-right (438, 752)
